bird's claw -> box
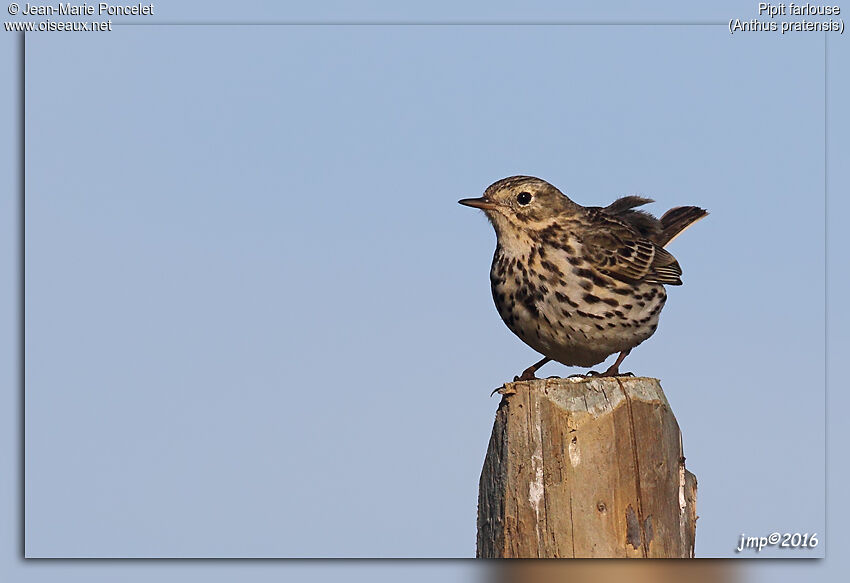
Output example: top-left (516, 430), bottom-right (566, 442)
top-left (513, 372), bottom-right (537, 382)
top-left (568, 369), bottom-right (637, 379)
top-left (490, 384), bottom-right (516, 397)
top-left (595, 369), bottom-right (635, 378)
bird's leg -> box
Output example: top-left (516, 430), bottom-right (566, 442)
top-left (597, 349), bottom-right (632, 378)
top-left (514, 356), bottom-right (552, 382)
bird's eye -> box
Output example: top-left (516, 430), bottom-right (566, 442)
top-left (516, 191), bottom-right (532, 205)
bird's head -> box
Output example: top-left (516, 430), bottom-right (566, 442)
top-left (459, 176), bottom-right (578, 237)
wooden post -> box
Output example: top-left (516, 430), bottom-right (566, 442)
top-left (477, 377), bottom-right (697, 558)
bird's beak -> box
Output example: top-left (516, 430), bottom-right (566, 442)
top-left (458, 197), bottom-right (498, 211)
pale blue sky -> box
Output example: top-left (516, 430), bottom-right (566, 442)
top-left (2, 1), bottom-right (848, 581)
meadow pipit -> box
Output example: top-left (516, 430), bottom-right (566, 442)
top-left (460, 176), bottom-right (707, 380)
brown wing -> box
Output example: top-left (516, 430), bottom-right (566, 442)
top-left (581, 208), bottom-right (683, 286)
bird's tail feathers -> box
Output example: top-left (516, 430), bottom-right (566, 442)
top-left (658, 206), bottom-right (708, 247)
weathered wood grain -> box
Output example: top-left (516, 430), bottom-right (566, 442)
top-left (477, 377), bottom-right (697, 558)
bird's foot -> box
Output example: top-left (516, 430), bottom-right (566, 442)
top-left (572, 369), bottom-right (635, 378)
top-left (511, 356), bottom-right (552, 383)
top-left (596, 369), bottom-right (635, 378)
top-left (594, 350), bottom-right (633, 378)
top-left (513, 369), bottom-right (539, 382)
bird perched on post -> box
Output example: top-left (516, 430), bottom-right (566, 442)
top-left (459, 176), bottom-right (707, 380)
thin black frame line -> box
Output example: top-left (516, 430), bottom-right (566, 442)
top-left (823, 31), bottom-right (828, 559)
top-left (112, 21), bottom-right (727, 26)
top-left (18, 31), bottom-right (25, 560)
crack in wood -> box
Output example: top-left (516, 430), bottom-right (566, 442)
top-left (616, 377), bottom-right (649, 558)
